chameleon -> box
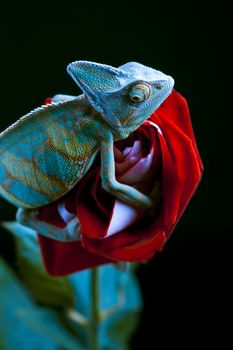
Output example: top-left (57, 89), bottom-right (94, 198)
top-left (0, 61), bottom-right (174, 241)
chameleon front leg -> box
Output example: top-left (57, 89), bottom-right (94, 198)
top-left (100, 132), bottom-right (154, 209)
top-left (16, 208), bottom-right (81, 242)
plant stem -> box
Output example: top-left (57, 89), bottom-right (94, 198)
top-left (89, 267), bottom-right (100, 350)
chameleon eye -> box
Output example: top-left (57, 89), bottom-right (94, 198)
top-left (128, 83), bottom-right (151, 103)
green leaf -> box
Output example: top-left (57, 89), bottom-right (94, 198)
top-left (17, 308), bottom-right (85, 350)
top-left (0, 256), bottom-right (56, 350)
top-left (2, 221), bottom-right (74, 308)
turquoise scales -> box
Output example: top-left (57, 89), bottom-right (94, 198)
top-left (0, 95), bottom-right (101, 208)
top-left (0, 61), bottom-right (174, 241)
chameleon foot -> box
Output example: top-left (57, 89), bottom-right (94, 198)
top-left (16, 208), bottom-right (81, 242)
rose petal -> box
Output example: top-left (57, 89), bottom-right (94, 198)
top-left (38, 235), bottom-right (114, 275)
top-left (105, 200), bottom-right (144, 237)
top-left (37, 201), bottom-right (67, 228)
top-left (114, 147), bottom-right (125, 162)
top-left (155, 90), bottom-right (203, 172)
top-left (115, 155), bottom-right (139, 177)
top-left (115, 140), bottom-right (144, 175)
top-left (125, 140), bottom-right (144, 159)
top-left (118, 151), bottom-right (155, 184)
top-left (75, 168), bottom-right (115, 239)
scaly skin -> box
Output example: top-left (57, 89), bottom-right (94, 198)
top-left (0, 95), bottom-right (103, 208)
top-left (0, 61), bottom-right (174, 241)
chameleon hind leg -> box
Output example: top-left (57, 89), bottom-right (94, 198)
top-left (16, 207), bottom-right (81, 242)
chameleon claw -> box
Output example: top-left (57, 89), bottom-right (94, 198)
top-left (64, 216), bottom-right (81, 240)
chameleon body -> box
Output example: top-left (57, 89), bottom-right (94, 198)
top-left (0, 95), bottom-right (103, 208)
top-left (0, 61), bottom-right (174, 241)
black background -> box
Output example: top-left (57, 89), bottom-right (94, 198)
top-left (0, 0), bottom-right (232, 347)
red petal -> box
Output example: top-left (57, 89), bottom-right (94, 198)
top-left (75, 167), bottom-right (115, 239)
top-left (38, 234), bottom-right (114, 275)
top-left (44, 97), bottom-right (53, 105)
top-left (153, 90), bottom-right (203, 172)
top-left (37, 202), bottom-right (67, 228)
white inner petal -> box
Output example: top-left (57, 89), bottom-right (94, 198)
top-left (118, 152), bottom-right (154, 184)
top-left (124, 140), bottom-right (142, 158)
top-left (123, 146), bottom-right (132, 157)
top-left (106, 200), bottom-right (143, 237)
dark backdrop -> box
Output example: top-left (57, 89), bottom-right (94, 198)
top-left (0, 0), bottom-right (232, 347)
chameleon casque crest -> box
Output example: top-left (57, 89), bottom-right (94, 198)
top-left (0, 61), bottom-right (174, 241)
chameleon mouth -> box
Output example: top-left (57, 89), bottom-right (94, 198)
top-left (125, 113), bottom-right (140, 125)
top-left (111, 119), bottom-right (144, 138)
top-left (118, 109), bottom-right (136, 126)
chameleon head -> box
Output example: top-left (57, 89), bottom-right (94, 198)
top-left (67, 61), bottom-right (174, 137)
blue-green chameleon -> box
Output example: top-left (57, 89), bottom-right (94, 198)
top-left (0, 61), bottom-right (174, 241)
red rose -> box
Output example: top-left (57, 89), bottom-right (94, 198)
top-left (38, 90), bottom-right (203, 275)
